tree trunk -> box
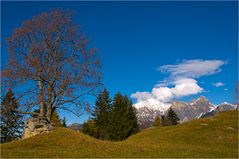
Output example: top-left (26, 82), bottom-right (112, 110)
top-left (38, 80), bottom-right (45, 118)
top-left (46, 106), bottom-right (51, 121)
top-left (46, 85), bottom-right (53, 121)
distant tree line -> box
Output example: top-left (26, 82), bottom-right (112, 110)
top-left (82, 89), bottom-right (139, 141)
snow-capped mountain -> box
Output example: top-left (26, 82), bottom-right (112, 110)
top-left (171, 96), bottom-right (215, 122)
top-left (134, 96), bottom-right (237, 129)
top-left (134, 98), bottom-right (171, 114)
top-left (134, 99), bottom-right (170, 129)
top-left (199, 102), bottom-right (237, 118)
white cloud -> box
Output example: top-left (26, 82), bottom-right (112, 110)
top-left (131, 59), bottom-right (226, 107)
top-left (131, 78), bottom-right (203, 103)
top-left (159, 59), bottom-right (225, 78)
top-left (131, 91), bottom-right (153, 101)
top-left (152, 87), bottom-right (173, 102)
top-left (171, 78), bottom-right (203, 97)
top-left (212, 82), bottom-right (224, 87)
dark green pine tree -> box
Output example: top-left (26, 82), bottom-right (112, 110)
top-left (108, 93), bottom-right (139, 141)
top-left (91, 89), bottom-right (111, 140)
top-left (0, 90), bottom-right (24, 143)
top-left (61, 117), bottom-right (67, 127)
top-left (81, 120), bottom-right (98, 137)
top-left (166, 107), bottom-right (180, 125)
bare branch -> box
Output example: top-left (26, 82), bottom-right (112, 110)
top-left (57, 107), bottom-right (83, 117)
top-left (2, 9), bottom-right (101, 120)
top-left (14, 109), bottom-right (39, 116)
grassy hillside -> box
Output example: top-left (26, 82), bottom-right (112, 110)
top-left (1, 110), bottom-right (238, 158)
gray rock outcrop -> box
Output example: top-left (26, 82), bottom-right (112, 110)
top-left (22, 117), bottom-right (55, 139)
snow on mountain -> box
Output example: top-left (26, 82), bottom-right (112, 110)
top-left (171, 96), bottom-right (215, 122)
top-left (134, 98), bottom-right (171, 113)
top-left (134, 95), bottom-right (236, 129)
top-left (200, 102), bottom-right (237, 118)
top-left (134, 98), bottom-right (171, 129)
top-left (219, 102), bottom-right (237, 109)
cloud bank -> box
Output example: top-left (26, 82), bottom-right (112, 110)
top-left (131, 59), bottom-right (226, 105)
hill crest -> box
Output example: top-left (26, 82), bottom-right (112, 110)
top-left (1, 110), bottom-right (238, 158)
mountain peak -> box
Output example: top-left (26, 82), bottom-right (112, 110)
top-left (189, 96), bottom-right (209, 105)
top-left (220, 102), bottom-right (232, 105)
top-left (198, 96), bottom-right (208, 101)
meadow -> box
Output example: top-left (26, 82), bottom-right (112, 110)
top-left (1, 110), bottom-right (238, 158)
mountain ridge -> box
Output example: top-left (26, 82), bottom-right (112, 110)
top-left (135, 96), bottom-right (236, 129)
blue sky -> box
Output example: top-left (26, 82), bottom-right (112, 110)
top-left (1, 1), bottom-right (238, 124)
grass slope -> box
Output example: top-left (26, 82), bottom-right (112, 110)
top-left (1, 110), bottom-right (238, 158)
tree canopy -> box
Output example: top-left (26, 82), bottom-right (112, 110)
top-left (82, 91), bottom-right (139, 141)
top-left (2, 9), bottom-right (101, 121)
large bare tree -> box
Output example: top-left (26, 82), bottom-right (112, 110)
top-left (2, 9), bottom-right (101, 121)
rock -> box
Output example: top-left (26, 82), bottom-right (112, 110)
top-left (22, 117), bottom-right (55, 139)
top-left (226, 126), bottom-right (234, 130)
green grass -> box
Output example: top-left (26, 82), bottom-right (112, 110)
top-left (1, 110), bottom-right (238, 158)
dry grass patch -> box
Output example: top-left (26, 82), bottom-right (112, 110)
top-left (1, 110), bottom-right (238, 158)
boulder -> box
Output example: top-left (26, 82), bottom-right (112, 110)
top-left (22, 117), bottom-right (55, 139)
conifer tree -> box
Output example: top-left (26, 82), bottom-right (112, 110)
top-left (61, 117), bottom-right (67, 127)
top-left (91, 89), bottom-right (111, 140)
top-left (166, 107), bottom-right (180, 125)
top-left (152, 116), bottom-right (161, 127)
top-left (0, 90), bottom-right (24, 143)
top-left (82, 120), bottom-right (97, 137)
top-left (51, 110), bottom-right (62, 127)
top-left (108, 93), bottom-right (139, 141)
